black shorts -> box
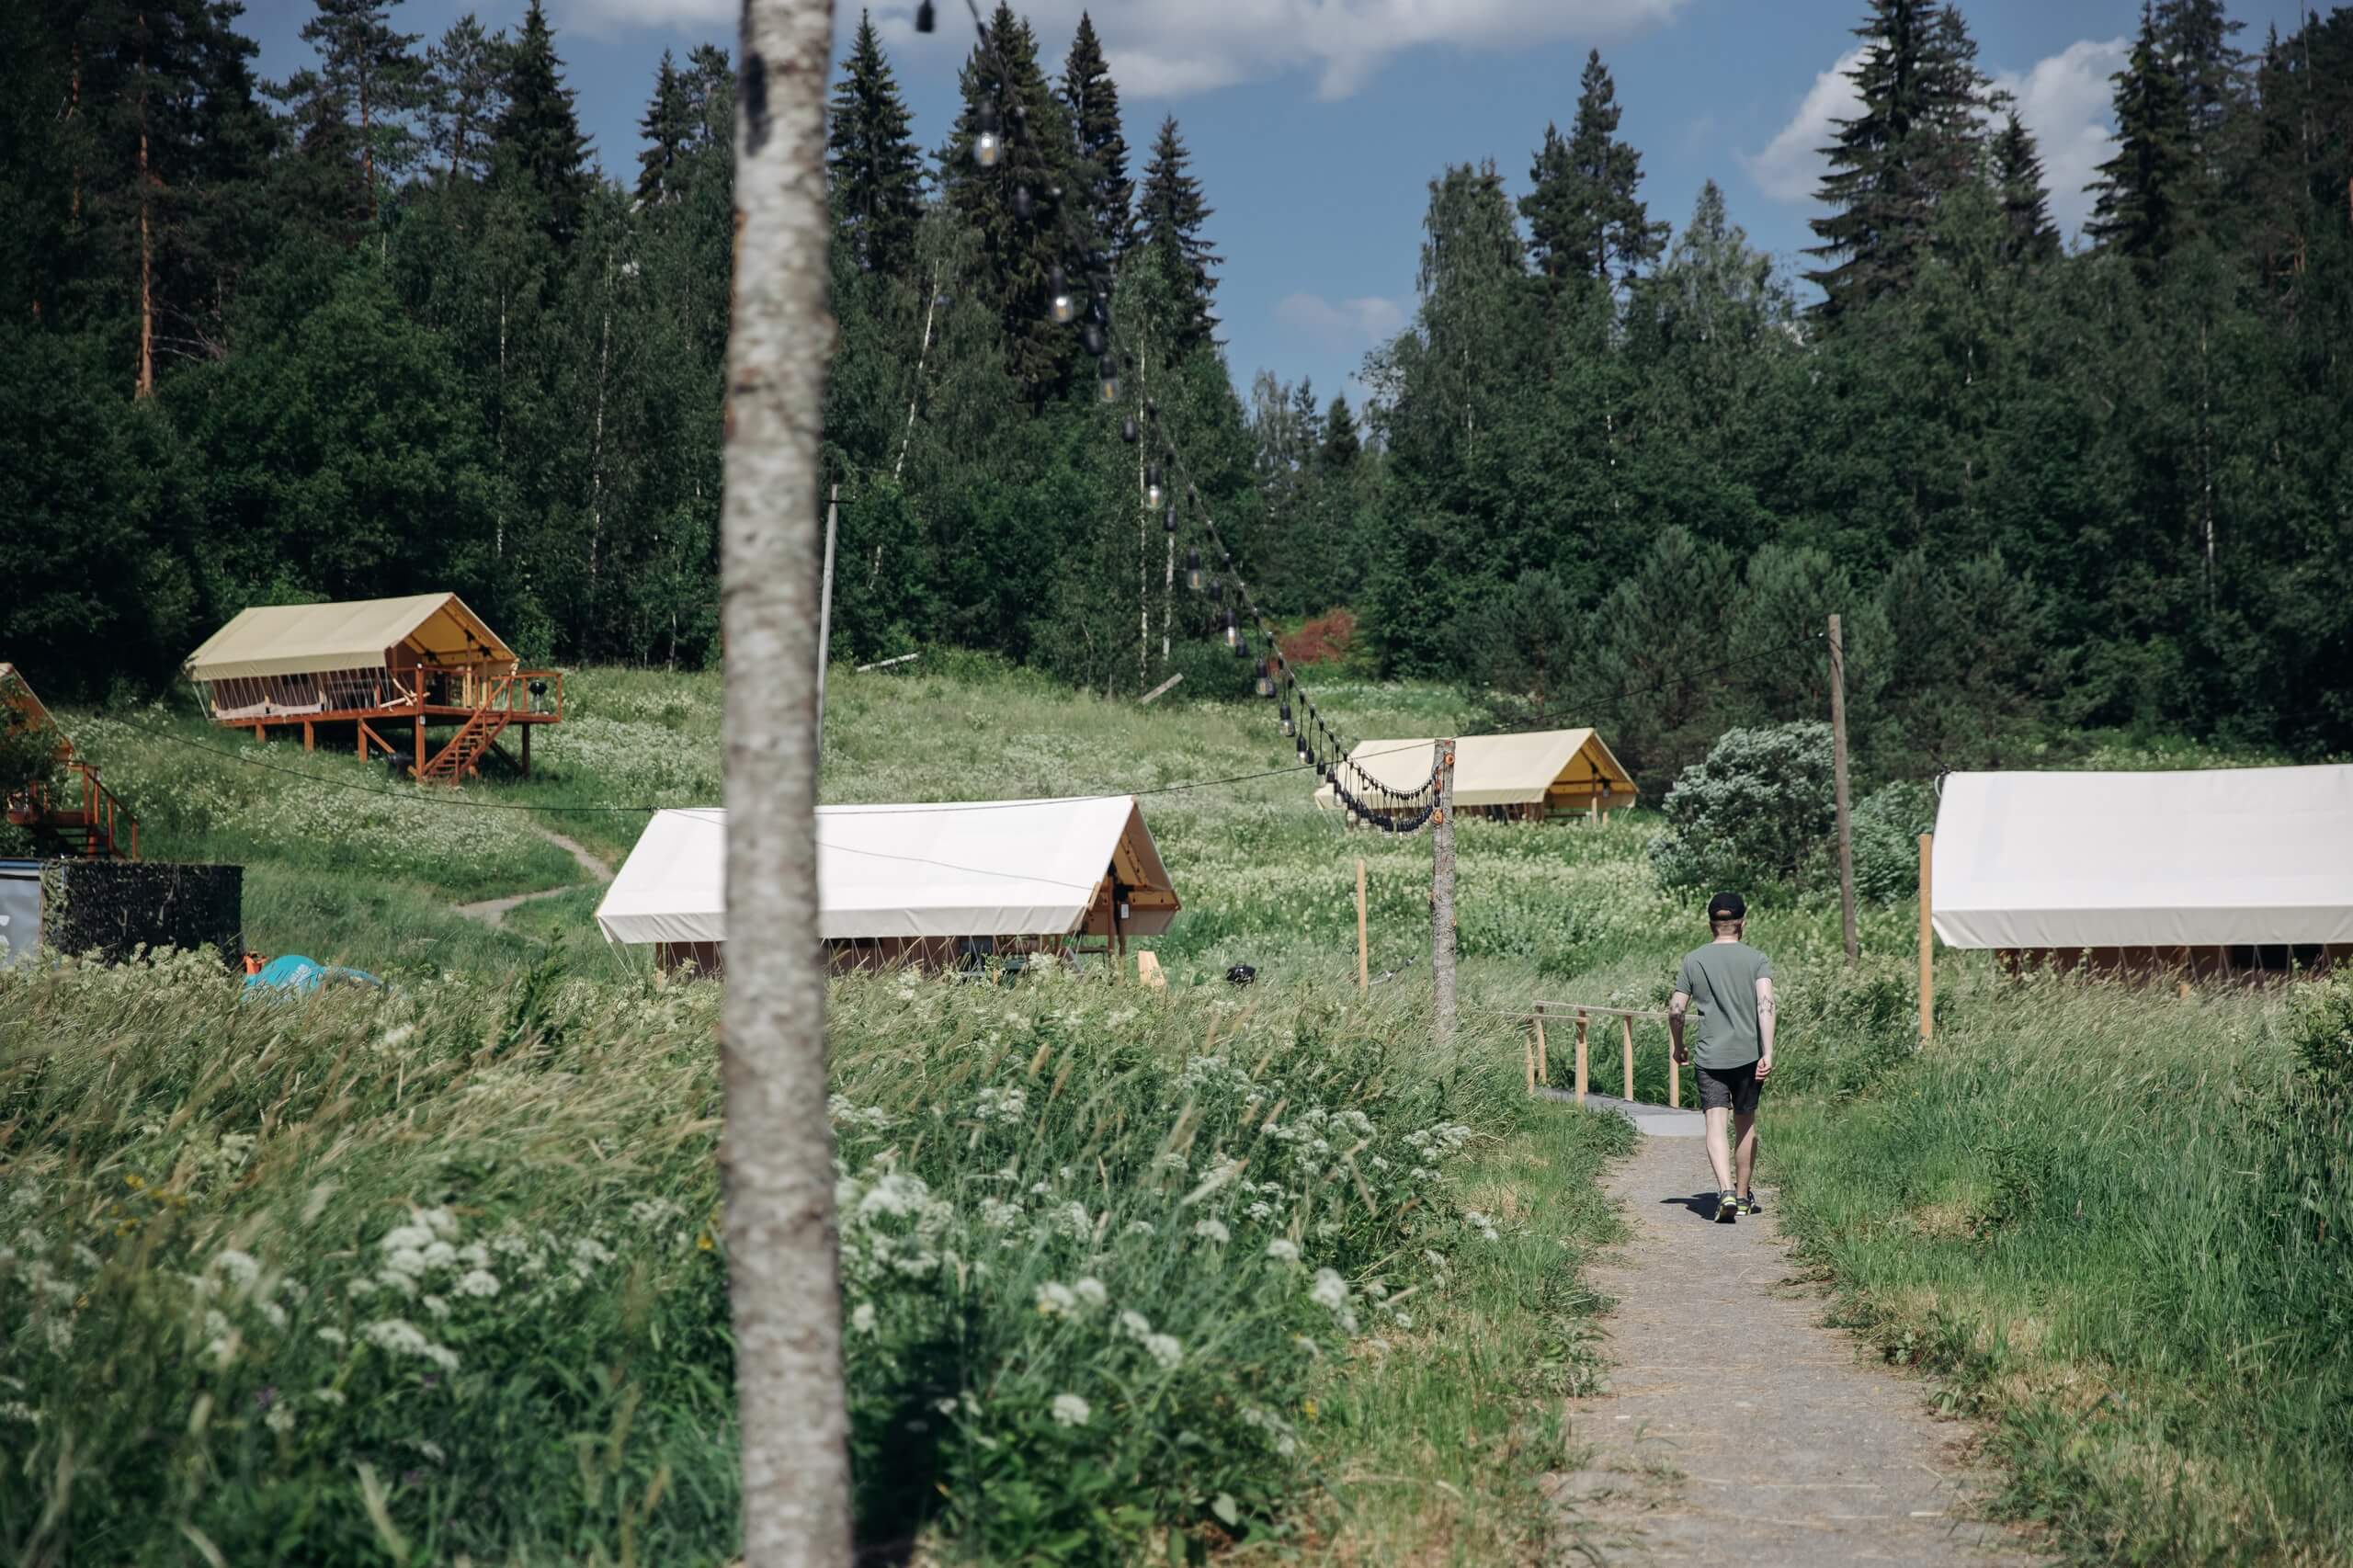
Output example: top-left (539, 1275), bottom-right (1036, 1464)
top-left (1696, 1060), bottom-right (1762, 1115)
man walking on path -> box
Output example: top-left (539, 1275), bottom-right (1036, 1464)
top-left (1669, 892), bottom-right (1775, 1223)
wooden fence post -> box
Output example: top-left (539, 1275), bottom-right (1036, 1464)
top-left (1918, 831), bottom-right (1935, 1043)
top-left (1524, 1021), bottom-right (1537, 1095)
top-left (1574, 1011), bottom-right (1589, 1105)
top-left (1621, 1013), bottom-right (1635, 1101)
top-left (1535, 1015), bottom-right (1548, 1085)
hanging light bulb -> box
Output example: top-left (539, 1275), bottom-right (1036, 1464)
top-left (1255, 659), bottom-right (1276, 699)
top-left (1145, 464), bottom-right (1163, 508)
top-left (1049, 266), bottom-right (1075, 325)
top-left (1083, 323), bottom-right (1106, 358)
top-left (1145, 400), bottom-right (1159, 424)
top-left (1279, 703), bottom-right (1295, 737)
top-left (1297, 738), bottom-right (1310, 765)
top-left (1120, 415), bottom-right (1137, 444)
top-left (1164, 504), bottom-right (1177, 533)
top-left (1185, 549), bottom-right (1203, 591)
top-left (973, 101), bottom-right (1003, 168)
top-left (1098, 357), bottom-right (1120, 402)
top-left (1236, 634), bottom-right (1251, 662)
top-left (1012, 184), bottom-right (1034, 220)
top-left (915, 0), bottom-right (936, 31)
top-left (1223, 608), bottom-right (1238, 649)
top-left (1208, 579), bottom-right (1222, 604)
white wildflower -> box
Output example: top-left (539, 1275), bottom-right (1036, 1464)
top-left (849, 1301), bottom-right (878, 1335)
top-left (420, 1294), bottom-right (451, 1322)
top-left (1050, 1392), bottom-right (1091, 1426)
top-left (1119, 1309), bottom-right (1153, 1339)
top-left (417, 1207), bottom-right (459, 1240)
top-left (1308, 1270), bottom-right (1349, 1312)
top-left (1246, 1201), bottom-right (1274, 1222)
top-left (1192, 1218), bottom-right (1230, 1244)
top-left (313, 1388), bottom-right (347, 1407)
top-left (362, 1318), bottom-right (460, 1373)
top-left (316, 1327), bottom-right (347, 1346)
top-left (0, 1402), bottom-right (39, 1424)
top-left (979, 1199), bottom-right (1024, 1231)
top-left (454, 1270), bottom-right (500, 1299)
top-left (1123, 1220), bottom-right (1155, 1236)
top-left (265, 1407), bottom-right (296, 1435)
top-left (1265, 1238), bottom-right (1300, 1263)
top-left (1073, 1277), bottom-right (1108, 1309)
top-left (379, 1224), bottom-right (435, 1256)
top-left (1142, 1333), bottom-right (1183, 1371)
top-left (261, 1301), bottom-right (289, 1330)
top-left (213, 1249), bottom-right (261, 1288)
top-left (858, 1172), bottom-right (934, 1220)
top-left (1035, 1281), bottom-right (1079, 1318)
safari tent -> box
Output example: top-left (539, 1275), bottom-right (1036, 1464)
top-left (182, 594), bottom-right (562, 780)
top-left (1930, 766), bottom-right (2353, 981)
top-left (594, 796), bottom-right (1182, 975)
top-left (1312, 729), bottom-right (1637, 823)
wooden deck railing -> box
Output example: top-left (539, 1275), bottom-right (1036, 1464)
top-left (5, 761), bottom-right (138, 859)
top-left (1491, 1000), bottom-right (1680, 1108)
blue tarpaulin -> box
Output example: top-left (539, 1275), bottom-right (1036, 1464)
top-left (243, 954), bottom-right (383, 995)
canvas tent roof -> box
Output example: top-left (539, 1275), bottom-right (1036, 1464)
top-left (1312, 729), bottom-right (1637, 810)
top-left (595, 796), bottom-right (1181, 948)
top-left (185, 594), bottom-right (516, 682)
top-left (1930, 766), bottom-right (2353, 949)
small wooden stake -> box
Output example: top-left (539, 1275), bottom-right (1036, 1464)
top-left (1621, 1013), bottom-right (1635, 1101)
top-left (1918, 831), bottom-right (1935, 1043)
top-left (1535, 1016), bottom-right (1548, 1084)
top-left (1524, 1021), bottom-right (1538, 1095)
top-left (1355, 858), bottom-right (1369, 993)
top-left (1574, 1011), bottom-right (1589, 1105)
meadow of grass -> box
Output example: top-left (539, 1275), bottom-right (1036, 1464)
top-left (9, 658), bottom-right (2347, 1563)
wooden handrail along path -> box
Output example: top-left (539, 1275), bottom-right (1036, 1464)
top-left (1495, 999), bottom-right (1680, 1108)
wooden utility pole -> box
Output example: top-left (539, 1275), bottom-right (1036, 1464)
top-left (1917, 832), bottom-right (1935, 1043)
top-left (1829, 613), bottom-right (1858, 962)
top-left (815, 483), bottom-right (838, 726)
top-left (720, 2), bottom-right (853, 1562)
top-left (1430, 740), bottom-right (1458, 1046)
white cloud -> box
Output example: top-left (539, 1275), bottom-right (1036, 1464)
top-left (1737, 46), bottom-right (1864, 205)
top-left (1992, 38), bottom-right (2127, 242)
top-left (560, 0), bottom-right (1691, 101)
top-left (1275, 291), bottom-right (1406, 351)
top-left (1740, 37), bottom-right (2126, 243)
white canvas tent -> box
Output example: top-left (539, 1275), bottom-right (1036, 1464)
top-left (1312, 729), bottom-right (1637, 820)
top-left (1931, 766), bottom-right (2353, 971)
top-left (183, 594), bottom-right (519, 721)
top-left (596, 796), bottom-right (1181, 971)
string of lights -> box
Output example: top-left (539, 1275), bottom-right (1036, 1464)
top-left (930, 0), bottom-right (1443, 833)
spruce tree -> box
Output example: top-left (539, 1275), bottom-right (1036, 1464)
top-left (1320, 395), bottom-right (1360, 469)
top-left (1136, 115), bottom-right (1219, 351)
top-left (424, 14), bottom-right (505, 184)
top-left (1805, 0), bottom-right (1987, 316)
top-left (825, 13), bottom-right (924, 277)
top-left (1061, 13), bottom-right (1132, 256)
top-left (287, 0), bottom-right (424, 218)
top-left (1989, 111), bottom-right (2059, 263)
top-left (2086, 4), bottom-right (2192, 265)
top-left (493, 0), bottom-right (590, 248)
top-left (637, 50), bottom-right (692, 208)
top-left (941, 5), bottom-right (1081, 403)
top-left (1519, 50), bottom-right (1663, 285)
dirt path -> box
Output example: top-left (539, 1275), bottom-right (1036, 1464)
top-left (453, 829), bottom-right (614, 928)
top-left (1553, 1131), bottom-right (2039, 1566)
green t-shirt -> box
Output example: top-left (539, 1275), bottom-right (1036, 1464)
top-left (1675, 940), bottom-right (1773, 1070)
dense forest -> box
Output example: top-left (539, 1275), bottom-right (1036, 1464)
top-left (4, 0), bottom-right (2350, 776)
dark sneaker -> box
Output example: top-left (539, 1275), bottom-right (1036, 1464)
top-left (1714, 1190), bottom-right (1739, 1223)
top-left (1737, 1192), bottom-right (1762, 1217)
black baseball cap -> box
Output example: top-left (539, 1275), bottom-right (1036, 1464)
top-left (1707, 891), bottom-right (1746, 921)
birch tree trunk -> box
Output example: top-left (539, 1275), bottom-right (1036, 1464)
top-left (721, 0), bottom-right (851, 1562)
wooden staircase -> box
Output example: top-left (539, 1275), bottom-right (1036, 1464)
top-left (416, 707), bottom-right (514, 782)
top-left (2, 664), bottom-right (138, 859)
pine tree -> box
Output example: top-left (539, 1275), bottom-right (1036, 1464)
top-left (1136, 115), bottom-right (1219, 351)
top-left (1519, 50), bottom-right (1663, 285)
top-left (493, 0), bottom-right (590, 248)
top-left (2159, 0), bottom-right (2245, 179)
top-left (636, 50), bottom-right (692, 208)
top-left (1320, 394), bottom-right (1360, 469)
top-left (1061, 13), bottom-right (1132, 256)
top-left (1805, 0), bottom-right (1988, 316)
top-left (942, 6), bottom-right (1081, 403)
top-left (825, 14), bottom-right (924, 277)
top-left (1990, 111), bottom-right (2059, 263)
top-left (2086, 4), bottom-right (2192, 265)
top-left (286, 0), bottom-right (424, 219)
top-left (424, 14), bottom-right (505, 184)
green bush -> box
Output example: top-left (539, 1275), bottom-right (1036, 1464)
top-left (1850, 779), bottom-right (1937, 903)
top-left (1647, 722), bottom-right (1835, 895)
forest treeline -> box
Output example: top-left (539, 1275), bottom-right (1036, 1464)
top-left (4, 0), bottom-right (2350, 775)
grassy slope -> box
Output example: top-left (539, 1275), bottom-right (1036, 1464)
top-left (16, 664), bottom-right (2349, 1563)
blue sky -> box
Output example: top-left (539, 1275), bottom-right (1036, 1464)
top-left (239, 0), bottom-right (2317, 407)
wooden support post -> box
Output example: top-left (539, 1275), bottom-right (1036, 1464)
top-left (1621, 1013), bottom-right (1635, 1101)
top-left (1918, 831), bottom-right (1935, 1042)
top-left (1356, 858), bottom-right (1369, 992)
top-left (356, 723), bottom-right (366, 760)
top-left (1430, 741), bottom-right (1458, 1048)
top-left (301, 721), bottom-right (314, 752)
top-left (415, 716), bottom-right (425, 778)
top-left (1830, 613), bottom-right (1859, 962)
top-left (1524, 1021), bottom-right (1538, 1095)
top-left (1536, 1015), bottom-right (1549, 1084)
top-left (1574, 1010), bottom-right (1589, 1105)
top-left (521, 722), bottom-right (531, 778)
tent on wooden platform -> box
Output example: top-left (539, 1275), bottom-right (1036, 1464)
top-left (594, 797), bottom-right (1182, 976)
top-left (1930, 765), bottom-right (2353, 982)
top-left (1312, 729), bottom-right (1637, 823)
